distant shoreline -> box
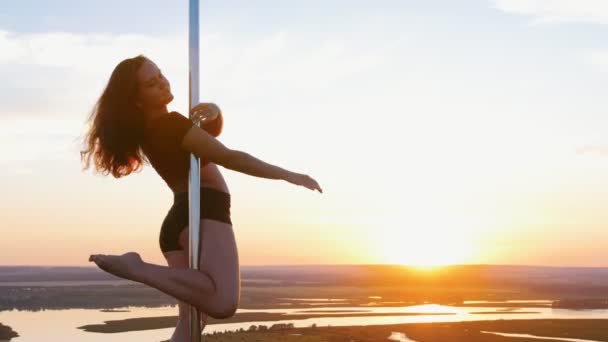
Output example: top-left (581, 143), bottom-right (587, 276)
top-left (0, 323), bottom-right (18, 341)
top-left (77, 311), bottom-right (459, 333)
top-left (4, 313), bottom-right (608, 342)
top-left (2, 263), bottom-right (608, 341)
top-left (0, 280), bottom-right (134, 287)
top-left (184, 319), bottom-right (608, 342)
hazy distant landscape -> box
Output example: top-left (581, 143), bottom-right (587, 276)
top-left (2, 264), bottom-right (608, 341)
top-left (2, 264), bottom-right (608, 311)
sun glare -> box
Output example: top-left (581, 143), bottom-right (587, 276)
top-left (371, 209), bottom-right (478, 268)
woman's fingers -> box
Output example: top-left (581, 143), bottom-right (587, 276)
top-left (193, 112), bottom-right (217, 123)
top-left (305, 175), bottom-right (323, 193)
top-left (313, 180), bottom-right (323, 193)
top-left (191, 103), bottom-right (220, 119)
top-left (314, 180), bottom-right (323, 193)
top-left (191, 102), bottom-right (214, 112)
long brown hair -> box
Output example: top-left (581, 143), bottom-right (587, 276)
top-left (80, 54), bottom-right (149, 178)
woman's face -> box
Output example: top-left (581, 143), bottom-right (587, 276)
top-left (135, 59), bottom-right (173, 110)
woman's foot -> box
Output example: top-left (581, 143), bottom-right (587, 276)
top-left (89, 251), bottom-right (145, 282)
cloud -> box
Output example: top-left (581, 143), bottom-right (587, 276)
top-left (493, 0), bottom-right (608, 25)
top-left (0, 27), bottom-right (404, 166)
top-left (0, 117), bottom-right (78, 164)
top-left (585, 50), bottom-right (608, 72)
top-left (0, 28), bottom-right (402, 119)
top-left (0, 29), bottom-right (187, 120)
top-left (0, 30), bottom-right (176, 69)
top-left (575, 145), bottom-right (608, 156)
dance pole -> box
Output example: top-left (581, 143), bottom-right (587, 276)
top-left (188, 0), bottom-right (203, 341)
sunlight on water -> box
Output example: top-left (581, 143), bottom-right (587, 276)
top-left (463, 300), bottom-right (553, 304)
top-left (277, 297), bottom-right (350, 301)
top-left (481, 331), bottom-right (605, 342)
top-left (361, 301), bottom-right (408, 306)
top-left (0, 306), bottom-right (181, 342)
top-left (387, 331), bottom-right (417, 341)
top-left (2, 303), bottom-right (608, 341)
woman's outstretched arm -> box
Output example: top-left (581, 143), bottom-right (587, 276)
top-left (180, 125), bottom-right (322, 193)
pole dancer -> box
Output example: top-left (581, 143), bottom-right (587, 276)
top-left (81, 34), bottom-right (322, 342)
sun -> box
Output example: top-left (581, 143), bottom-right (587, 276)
top-left (381, 239), bottom-right (471, 268)
top-left (370, 210), bottom-right (477, 268)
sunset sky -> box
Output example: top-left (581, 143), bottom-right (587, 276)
top-left (1, 0), bottom-right (608, 267)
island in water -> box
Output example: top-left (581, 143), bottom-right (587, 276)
top-left (1, 264), bottom-right (608, 341)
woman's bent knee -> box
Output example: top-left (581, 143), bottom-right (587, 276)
top-left (195, 296), bottom-right (237, 319)
top-left (212, 302), bottom-right (238, 319)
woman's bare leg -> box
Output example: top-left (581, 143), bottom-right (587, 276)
top-left (169, 314), bottom-right (208, 342)
top-left (163, 250), bottom-right (208, 342)
top-left (89, 219), bottom-right (240, 318)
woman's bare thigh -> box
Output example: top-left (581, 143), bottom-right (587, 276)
top-left (162, 249), bottom-right (204, 313)
top-left (176, 219), bottom-right (240, 307)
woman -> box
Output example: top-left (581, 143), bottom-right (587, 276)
top-left (80, 54), bottom-right (323, 341)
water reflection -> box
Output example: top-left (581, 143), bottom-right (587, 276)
top-left (2, 303), bottom-right (608, 341)
top-left (277, 298), bottom-right (349, 301)
top-left (388, 331), bottom-right (417, 341)
top-left (0, 306), bottom-right (180, 342)
top-left (463, 300), bottom-right (553, 304)
top-left (481, 331), bottom-right (604, 342)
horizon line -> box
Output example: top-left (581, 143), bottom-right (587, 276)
top-left (1, 263), bottom-right (608, 269)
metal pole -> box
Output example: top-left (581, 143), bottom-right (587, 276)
top-left (188, 0), bottom-right (202, 341)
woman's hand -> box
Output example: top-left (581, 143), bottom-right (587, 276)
top-left (190, 102), bottom-right (221, 124)
top-left (191, 102), bottom-right (223, 137)
top-left (285, 172), bottom-right (323, 193)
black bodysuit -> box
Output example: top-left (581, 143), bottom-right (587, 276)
top-left (142, 111), bottom-right (232, 253)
